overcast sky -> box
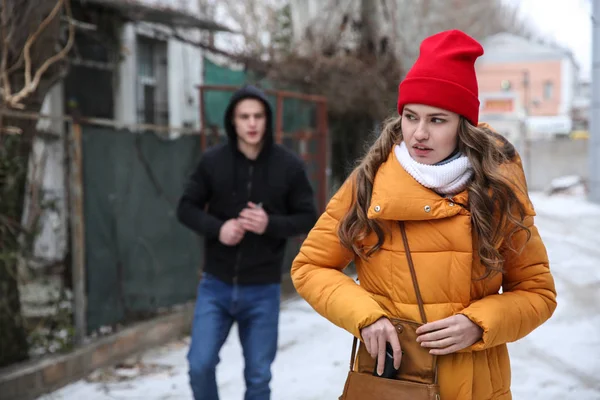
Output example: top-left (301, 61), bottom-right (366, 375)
top-left (505, 0), bottom-right (592, 79)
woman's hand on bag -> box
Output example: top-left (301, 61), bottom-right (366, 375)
top-left (415, 314), bottom-right (483, 355)
top-left (360, 317), bottom-right (402, 375)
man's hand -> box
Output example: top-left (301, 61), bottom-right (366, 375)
top-left (416, 314), bottom-right (483, 355)
top-left (219, 219), bottom-right (245, 246)
top-left (360, 317), bottom-right (402, 376)
top-left (238, 202), bottom-right (269, 235)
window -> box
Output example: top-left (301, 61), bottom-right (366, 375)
top-left (543, 80), bottom-right (554, 100)
top-left (137, 36), bottom-right (168, 126)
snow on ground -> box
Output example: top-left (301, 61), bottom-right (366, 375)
top-left (42, 192), bottom-right (600, 400)
top-left (508, 192), bottom-right (600, 400)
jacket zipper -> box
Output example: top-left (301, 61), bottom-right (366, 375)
top-left (233, 164), bottom-right (254, 285)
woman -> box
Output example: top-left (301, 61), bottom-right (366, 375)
top-left (291, 30), bottom-right (556, 400)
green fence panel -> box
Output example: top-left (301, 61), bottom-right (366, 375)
top-left (82, 126), bottom-right (203, 332)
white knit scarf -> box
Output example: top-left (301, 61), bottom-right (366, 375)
top-left (394, 142), bottom-right (473, 195)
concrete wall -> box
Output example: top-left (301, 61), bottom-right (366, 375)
top-left (480, 114), bottom-right (523, 144)
top-left (26, 84), bottom-right (68, 267)
top-left (115, 24), bottom-right (137, 125)
top-left (525, 138), bottom-right (589, 191)
top-left (479, 116), bottom-right (588, 191)
top-left (167, 36), bottom-right (203, 132)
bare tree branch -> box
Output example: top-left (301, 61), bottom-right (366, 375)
top-left (3, 0), bottom-right (74, 109)
top-left (23, 0), bottom-right (65, 91)
top-left (0, 126), bottom-right (22, 135)
top-left (9, 2), bottom-right (74, 107)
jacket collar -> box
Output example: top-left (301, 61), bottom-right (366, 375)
top-left (367, 149), bottom-right (469, 221)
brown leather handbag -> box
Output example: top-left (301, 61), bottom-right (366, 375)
top-left (339, 222), bottom-right (441, 400)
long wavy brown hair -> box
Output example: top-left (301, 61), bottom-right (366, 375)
top-left (338, 116), bottom-right (531, 279)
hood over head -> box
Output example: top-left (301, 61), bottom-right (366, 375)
top-left (224, 84), bottom-right (274, 149)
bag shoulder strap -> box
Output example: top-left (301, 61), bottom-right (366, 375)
top-left (399, 221), bottom-right (427, 324)
top-left (348, 221), bottom-right (427, 371)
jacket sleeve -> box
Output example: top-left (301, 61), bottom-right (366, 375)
top-left (176, 156), bottom-right (224, 239)
top-left (291, 177), bottom-right (389, 339)
top-left (459, 160), bottom-right (557, 351)
top-left (264, 162), bottom-right (318, 238)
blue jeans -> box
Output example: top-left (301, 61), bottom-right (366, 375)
top-left (187, 273), bottom-right (281, 400)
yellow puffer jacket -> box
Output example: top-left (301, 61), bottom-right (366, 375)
top-left (291, 148), bottom-right (557, 400)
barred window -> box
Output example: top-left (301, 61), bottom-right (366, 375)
top-left (137, 36), bottom-right (169, 126)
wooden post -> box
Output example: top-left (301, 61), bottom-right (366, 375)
top-left (68, 119), bottom-right (87, 344)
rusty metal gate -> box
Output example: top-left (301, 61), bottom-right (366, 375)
top-left (198, 85), bottom-right (329, 213)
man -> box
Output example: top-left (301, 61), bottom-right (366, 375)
top-left (177, 84), bottom-right (318, 400)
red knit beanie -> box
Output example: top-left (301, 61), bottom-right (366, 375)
top-left (397, 30), bottom-right (484, 126)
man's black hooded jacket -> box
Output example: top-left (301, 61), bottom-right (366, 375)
top-left (176, 85), bottom-right (318, 285)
